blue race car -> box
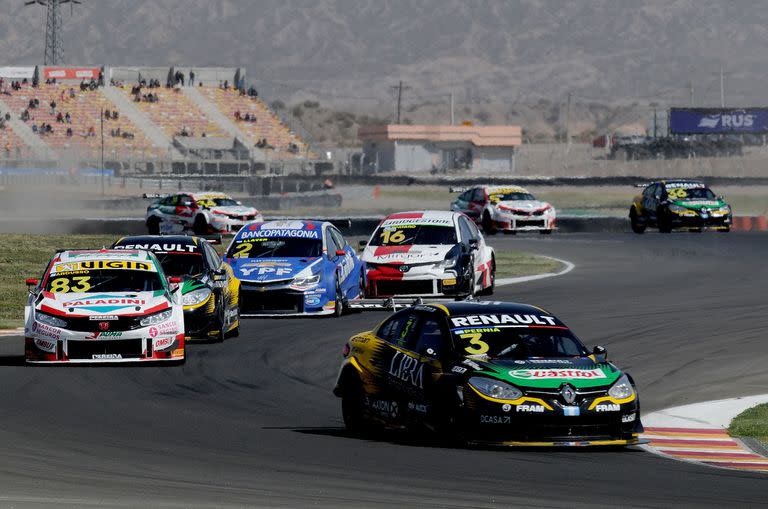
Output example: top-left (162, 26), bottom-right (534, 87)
top-left (225, 220), bottom-right (364, 317)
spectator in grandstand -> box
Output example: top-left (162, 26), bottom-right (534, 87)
top-left (87, 126), bottom-right (95, 137)
top-left (104, 109), bottom-right (111, 120)
top-left (56, 112), bottom-right (64, 123)
top-left (4, 113), bottom-right (9, 122)
top-left (20, 109), bottom-right (29, 122)
top-left (66, 127), bottom-right (73, 137)
top-left (64, 112), bottom-right (71, 123)
top-left (247, 84), bottom-right (257, 96)
top-left (69, 87), bottom-right (75, 99)
top-left (113, 110), bottom-right (119, 120)
top-left (189, 70), bottom-right (195, 86)
top-left (31, 124), bottom-right (37, 134)
top-left (98, 70), bottom-right (104, 87)
top-left (234, 110), bottom-right (242, 121)
top-left (49, 100), bottom-right (56, 115)
top-left (28, 99), bottom-right (35, 110)
top-left (224, 80), bottom-right (229, 90)
top-left (80, 80), bottom-right (87, 92)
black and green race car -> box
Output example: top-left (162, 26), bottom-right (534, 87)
top-left (630, 179), bottom-right (732, 233)
top-left (112, 235), bottom-right (240, 341)
top-left (334, 301), bottom-right (644, 446)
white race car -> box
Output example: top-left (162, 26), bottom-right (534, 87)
top-left (361, 210), bottom-right (495, 298)
top-left (145, 192), bottom-right (263, 235)
top-left (451, 185), bottom-right (556, 234)
top-left (24, 249), bottom-right (185, 364)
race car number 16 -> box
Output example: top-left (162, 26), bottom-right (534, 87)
top-left (380, 229), bottom-right (406, 244)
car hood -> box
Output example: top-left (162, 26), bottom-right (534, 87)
top-left (495, 200), bottom-right (550, 212)
top-left (37, 291), bottom-right (171, 317)
top-left (671, 199), bottom-right (727, 210)
top-left (210, 205), bottom-right (259, 216)
top-left (228, 257), bottom-right (320, 282)
top-left (363, 244), bottom-right (454, 264)
top-left (463, 356), bottom-right (622, 389)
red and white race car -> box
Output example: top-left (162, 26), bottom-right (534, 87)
top-left (360, 211), bottom-right (495, 298)
top-left (451, 185), bottom-right (556, 234)
top-left (145, 192), bottom-right (263, 235)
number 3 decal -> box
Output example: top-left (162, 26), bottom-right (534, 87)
top-left (460, 332), bottom-right (489, 355)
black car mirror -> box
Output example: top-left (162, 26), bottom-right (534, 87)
top-left (468, 238), bottom-right (479, 250)
top-left (358, 239), bottom-right (368, 250)
top-left (213, 268), bottom-right (227, 282)
top-left (593, 345), bottom-right (607, 359)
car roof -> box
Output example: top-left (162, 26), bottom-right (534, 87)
top-left (381, 210), bottom-right (458, 226)
top-left (190, 192), bottom-right (232, 200)
top-left (651, 179), bottom-right (706, 187)
top-left (55, 249), bottom-right (156, 263)
top-left (235, 220), bottom-right (328, 238)
top-left (420, 301), bottom-right (563, 321)
top-left (112, 235), bottom-right (204, 252)
top-left (485, 185), bottom-right (530, 194)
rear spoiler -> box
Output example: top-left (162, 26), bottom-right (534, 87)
top-left (142, 193), bottom-right (167, 199)
top-left (348, 295), bottom-right (477, 312)
top-left (199, 234), bottom-right (223, 245)
top-left (449, 186), bottom-right (470, 193)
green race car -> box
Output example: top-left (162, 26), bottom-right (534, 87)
top-left (630, 179), bottom-right (732, 233)
top-left (334, 301), bottom-right (644, 446)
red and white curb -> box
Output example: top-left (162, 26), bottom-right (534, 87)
top-left (642, 394), bottom-right (768, 473)
top-left (0, 328), bottom-right (23, 337)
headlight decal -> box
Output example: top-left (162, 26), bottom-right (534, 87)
top-left (140, 309), bottom-right (173, 327)
top-left (182, 288), bottom-right (213, 307)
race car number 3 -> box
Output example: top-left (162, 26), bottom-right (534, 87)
top-left (460, 332), bottom-right (490, 355)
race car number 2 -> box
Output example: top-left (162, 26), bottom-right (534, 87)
top-left (460, 332), bottom-right (489, 355)
top-left (49, 276), bottom-right (92, 293)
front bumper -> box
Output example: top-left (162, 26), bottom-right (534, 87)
top-left (460, 385), bottom-right (643, 443)
top-left (492, 212), bottom-right (556, 231)
top-left (365, 265), bottom-right (467, 297)
top-left (210, 215), bottom-right (262, 234)
top-left (25, 331), bottom-right (185, 363)
top-left (239, 280), bottom-right (335, 317)
top-left (669, 212), bottom-right (731, 229)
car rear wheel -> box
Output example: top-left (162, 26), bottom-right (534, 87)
top-left (193, 215), bottom-right (209, 235)
top-left (341, 377), bottom-right (366, 435)
top-left (333, 281), bottom-right (344, 317)
top-left (630, 209), bottom-right (646, 234)
top-left (479, 257), bottom-right (495, 296)
top-left (482, 212), bottom-right (497, 235)
top-left (147, 217), bottom-right (160, 235)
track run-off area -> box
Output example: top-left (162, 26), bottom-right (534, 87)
top-left (1, 232), bottom-right (767, 508)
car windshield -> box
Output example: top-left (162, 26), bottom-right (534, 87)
top-left (154, 253), bottom-right (206, 276)
top-left (451, 326), bottom-right (589, 359)
top-left (490, 192), bottom-right (536, 202)
top-left (45, 269), bottom-right (165, 293)
top-left (369, 224), bottom-right (457, 246)
top-left (212, 198), bottom-right (239, 206)
top-left (665, 186), bottom-right (716, 200)
top-left (227, 238), bottom-right (323, 258)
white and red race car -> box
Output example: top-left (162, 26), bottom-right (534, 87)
top-left (145, 192), bottom-right (263, 235)
top-left (451, 185), bottom-right (556, 234)
top-left (24, 249), bottom-right (185, 364)
top-left (360, 210), bottom-right (495, 298)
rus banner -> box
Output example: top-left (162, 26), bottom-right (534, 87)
top-left (669, 108), bottom-right (768, 134)
top-left (43, 67), bottom-right (100, 80)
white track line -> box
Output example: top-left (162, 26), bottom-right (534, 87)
top-left (495, 256), bottom-right (575, 287)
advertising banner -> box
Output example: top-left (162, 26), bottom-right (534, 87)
top-left (670, 108), bottom-right (768, 134)
top-left (0, 66), bottom-right (35, 79)
top-left (43, 67), bottom-right (100, 80)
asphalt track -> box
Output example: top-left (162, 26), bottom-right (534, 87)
top-left (2, 232), bottom-right (768, 508)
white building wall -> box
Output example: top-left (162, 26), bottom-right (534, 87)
top-left (362, 141), bottom-right (396, 172)
top-left (473, 147), bottom-right (515, 172)
top-left (393, 141), bottom-right (438, 172)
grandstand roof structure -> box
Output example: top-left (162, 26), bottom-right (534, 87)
top-left (358, 124), bottom-right (523, 147)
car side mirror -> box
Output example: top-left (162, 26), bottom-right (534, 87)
top-left (213, 268), bottom-right (227, 281)
top-left (468, 238), bottom-right (479, 250)
top-left (236, 200), bottom-right (243, 205)
top-left (25, 278), bottom-right (38, 287)
top-left (167, 276), bottom-right (182, 291)
top-left (335, 249), bottom-right (346, 256)
top-left (593, 345), bottom-right (607, 359)
top-left (358, 239), bottom-right (368, 250)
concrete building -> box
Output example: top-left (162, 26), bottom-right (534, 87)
top-left (357, 124), bottom-right (522, 173)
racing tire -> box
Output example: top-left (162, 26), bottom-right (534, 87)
top-left (341, 377), bottom-right (367, 436)
top-left (193, 215), bottom-right (209, 235)
top-left (333, 282), bottom-right (344, 318)
top-left (657, 209), bottom-right (672, 233)
top-left (482, 212), bottom-right (497, 235)
top-left (630, 209), bottom-right (646, 234)
top-left (212, 300), bottom-right (226, 343)
top-left (459, 257), bottom-right (476, 299)
top-left (147, 217), bottom-right (160, 235)
top-left (227, 308), bottom-right (240, 338)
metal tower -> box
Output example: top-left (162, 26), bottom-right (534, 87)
top-left (25, 0), bottom-right (81, 65)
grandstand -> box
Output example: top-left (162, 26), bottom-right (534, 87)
top-left (0, 65), bottom-right (316, 172)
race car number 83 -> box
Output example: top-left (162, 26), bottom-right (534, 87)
top-left (49, 276), bottom-right (92, 293)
